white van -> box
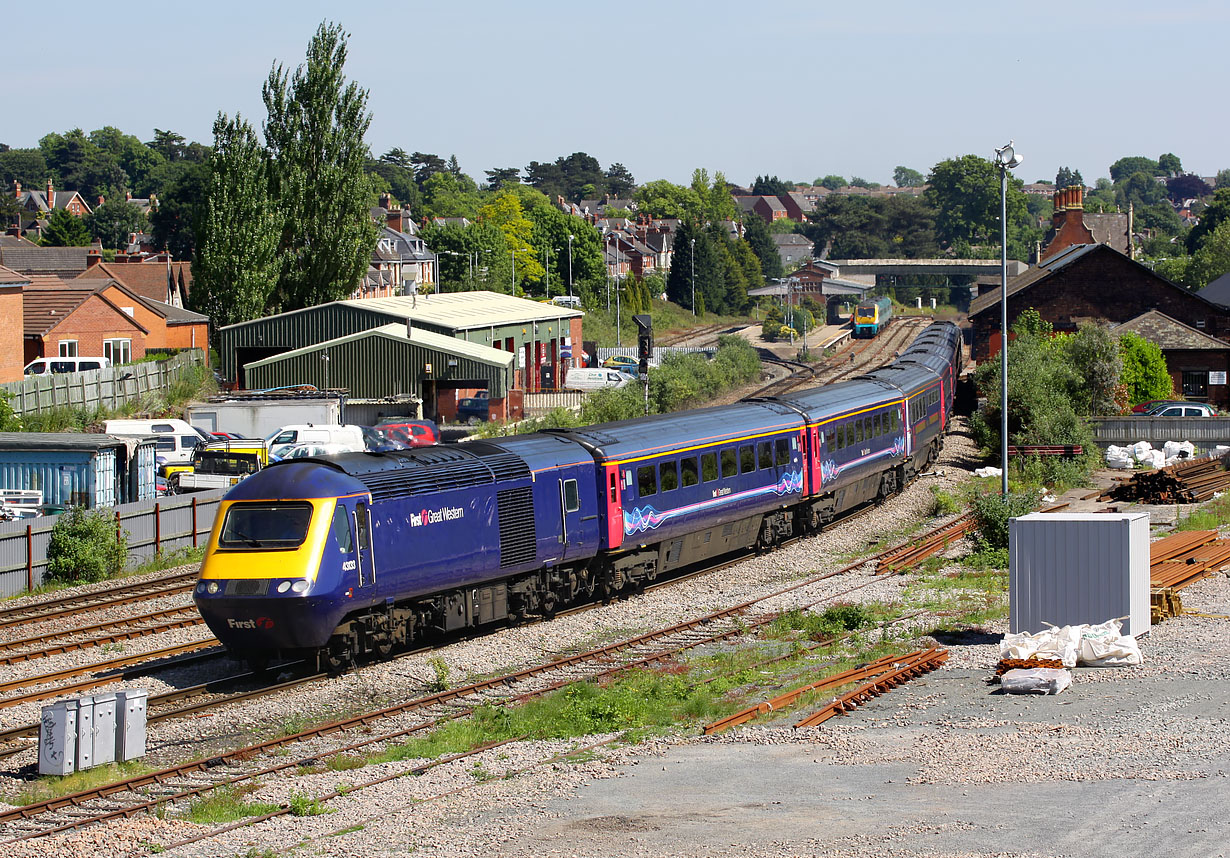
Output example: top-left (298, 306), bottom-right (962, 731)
top-left (564, 367), bottom-right (632, 392)
top-left (266, 424), bottom-right (366, 459)
top-left (549, 295), bottom-right (582, 309)
top-left (24, 356), bottom-right (111, 375)
top-left (103, 418), bottom-right (210, 466)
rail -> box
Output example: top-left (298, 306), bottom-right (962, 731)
top-left (1007, 445), bottom-right (1084, 457)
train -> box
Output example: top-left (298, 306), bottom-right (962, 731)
top-left (853, 296), bottom-right (893, 338)
top-left (193, 322), bottom-right (963, 672)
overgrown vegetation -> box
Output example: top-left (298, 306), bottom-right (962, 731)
top-left (181, 785), bottom-right (281, 824)
top-left (1175, 493), bottom-right (1230, 531)
top-left (8, 760), bottom-right (151, 806)
top-left (969, 492), bottom-right (1038, 551)
top-left (765, 604), bottom-right (875, 642)
top-left (45, 506), bottom-right (128, 584)
top-left (132, 545), bottom-right (205, 574)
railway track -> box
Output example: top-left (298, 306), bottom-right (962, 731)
top-left (0, 569), bottom-right (198, 633)
top-left (655, 322), bottom-right (731, 347)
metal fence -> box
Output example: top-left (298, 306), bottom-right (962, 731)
top-left (596, 346), bottom-right (717, 363)
top-left (524, 391), bottom-right (586, 415)
top-left (0, 489), bottom-right (224, 598)
top-left (1088, 416), bottom-right (1230, 449)
top-left (1, 349), bottom-right (206, 417)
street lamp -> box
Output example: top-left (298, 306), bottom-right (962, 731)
top-left (690, 238), bottom-right (696, 316)
top-left (994, 140), bottom-right (1023, 497)
top-left (567, 233), bottom-right (574, 300)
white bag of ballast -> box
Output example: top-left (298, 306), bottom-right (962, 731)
top-left (1131, 441), bottom-right (1153, 461)
top-left (1001, 667), bottom-right (1073, 695)
top-left (1077, 618), bottom-right (1143, 667)
top-left (1105, 445), bottom-right (1133, 469)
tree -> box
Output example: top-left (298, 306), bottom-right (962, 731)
top-left (743, 212), bottom-right (783, 281)
top-left (1115, 171), bottom-right (1168, 210)
top-left (1157, 152), bottom-right (1183, 177)
top-left (1186, 187), bottom-right (1230, 252)
top-left (150, 160), bottom-right (211, 260)
top-left (420, 170), bottom-right (481, 219)
top-left (0, 147), bottom-right (48, 189)
top-left (484, 166), bottom-right (521, 189)
top-left (46, 507), bottom-right (127, 584)
top-left (634, 179), bottom-right (703, 220)
top-left (410, 152), bottom-right (447, 189)
top-left (1058, 323), bottom-right (1122, 416)
top-left (1055, 166), bottom-right (1083, 188)
top-left (925, 155), bottom-right (1028, 254)
top-left (191, 113), bottom-right (281, 327)
top-left (148, 129), bottom-right (188, 162)
top-left (1084, 177), bottom-right (1116, 213)
top-left (478, 191), bottom-right (542, 291)
top-left (751, 175), bottom-right (789, 196)
top-left (39, 128), bottom-right (128, 201)
top-left (1166, 174), bottom-right (1212, 203)
top-left (1182, 220), bottom-right (1230, 291)
top-left (41, 208), bottom-right (91, 246)
top-left (692, 168), bottom-right (736, 223)
top-left (262, 22), bottom-right (379, 310)
top-left (1119, 331), bottom-right (1173, 406)
top-left (1217, 169), bottom-right (1230, 189)
top-left (817, 175), bottom-right (845, 190)
top-left (87, 200), bottom-right (145, 250)
top-left (849, 177), bottom-right (880, 189)
top-left (893, 166), bottom-right (925, 188)
top-left (1109, 156), bottom-right (1161, 184)
top-left (1136, 201), bottom-right (1183, 236)
top-left (604, 162), bottom-right (636, 197)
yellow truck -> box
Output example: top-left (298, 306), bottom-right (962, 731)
top-left (171, 440), bottom-right (271, 493)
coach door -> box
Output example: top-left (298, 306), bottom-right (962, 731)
top-left (353, 501), bottom-right (375, 588)
top-left (557, 470), bottom-right (586, 558)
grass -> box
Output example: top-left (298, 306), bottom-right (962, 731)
top-left (580, 297), bottom-right (748, 349)
top-left (131, 545), bottom-right (205, 574)
top-left (181, 786), bottom-right (281, 824)
top-left (903, 558), bottom-right (1009, 630)
top-left (1175, 494), bottom-right (1230, 531)
top-left (8, 760), bottom-right (153, 806)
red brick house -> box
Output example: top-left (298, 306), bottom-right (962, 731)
top-left (969, 244), bottom-right (1230, 362)
top-left (1114, 310), bottom-right (1230, 408)
top-left (94, 280), bottom-right (209, 357)
top-left (1040, 186), bottom-right (1132, 263)
top-left (23, 279), bottom-right (148, 366)
top-left (76, 258), bottom-right (192, 305)
top-left (0, 265), bottom-right (27, 382)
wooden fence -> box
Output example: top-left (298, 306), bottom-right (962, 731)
top-left (1088, 416), bottom-right (1230, 448)
top-left (0, 489), bottom-right (224, 598)
top-left (1, 349), bottom-right (206, 417)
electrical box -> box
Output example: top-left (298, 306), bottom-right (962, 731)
top-left (76, 696), bottom-right (95, 771)
top-left (1009, 512), bottom-right (1151, 637)
top-left (91, 692), bottom-right (118, 767)
top-left (115, 689), bottom-right (148, 762)
top-left (38, 699), bottom-right (78, 776)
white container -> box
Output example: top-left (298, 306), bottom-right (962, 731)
top-left (1009, 512), bottom-right (1151, 638)
top-left (115, 689), bottom-right (148, 762)
top-left (38, 699), bottom-right (78, 776)
top-left (91, 692), bottom-right (117, 766)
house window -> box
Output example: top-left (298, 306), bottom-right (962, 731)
top-left (1182, 370), bottom-right (1209, 400)
top-left (1197, 319), bottom-right (1206, 329)
top-left (58, 340), bottom-right (78, 357)
top-left (103, 338), bottom-right (131, 365)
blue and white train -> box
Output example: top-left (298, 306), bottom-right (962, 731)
top-left (193, 322), bottom-right (963, 670)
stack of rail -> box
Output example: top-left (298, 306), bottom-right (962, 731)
top-left (1110, 454), bottom-right (1230, 503)
top-left (1149, 529), bottom-right (1230, 620)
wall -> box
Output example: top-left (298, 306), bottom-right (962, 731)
top-left (1088, 415), bottom-right (1230, 448)
top-left (0, 286), bottom-right (23, 383)
top-left (1164, 348), bottom-right (1230, 408)
top-left (36, 294), bottom-right (147, 363)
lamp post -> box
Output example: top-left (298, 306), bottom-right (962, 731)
top-left (994, 141), bottom-right (1023, 497)
top-left (567, 233), bottom-right (574, 300)
top-left (544, 243), bottom-right (550, 297)
top-left (690, 238), bottom-right (696, 316)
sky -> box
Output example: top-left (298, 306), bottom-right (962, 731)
top-left (8, 0), bottom-right (1228, 188)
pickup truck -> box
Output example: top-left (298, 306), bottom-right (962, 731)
top-left (456, 397), bottom-right (490, 424)
top-left (173, 441), bottom-right (270, 493)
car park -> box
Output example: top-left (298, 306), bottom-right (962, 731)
top-left (376, 419), bottom-right (440, 447)
top-left (1143, 401), bottom-right (1217, 417)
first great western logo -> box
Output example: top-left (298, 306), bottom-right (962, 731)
top-left (409, 505), bottom-right (465, 527)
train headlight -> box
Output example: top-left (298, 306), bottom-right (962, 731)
top-left (276, 581), bottom-right (291, 593)
top-left (205, 581), bottom-right (220, 594)
top-left (291, 580), bottom-right (310, 594)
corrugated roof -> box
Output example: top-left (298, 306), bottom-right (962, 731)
top-left (0, 432), bottom-right (154, 451)
top-left (341, 290), bottom-right (582, 330)
top-left (1113, 310), bottom-right (1230, 351)
top-left (243, 323), bottom-right (515, 371)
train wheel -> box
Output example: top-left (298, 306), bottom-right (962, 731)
top-left (373, 635), bottom-right (394, 661)
top-left (323, 636), bottom-right (356, 674)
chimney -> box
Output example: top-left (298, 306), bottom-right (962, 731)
top-left (1052, 188), bottom-right (1065, 228)
top-left (86, 247), bottom-right (102, 268)
top-left (1063, 184), bottom-right (1085, 230)
top-left (379, 192), bottom-right (391, 209)
top-left (125, 191), bottom-right (132, 202)
top-left (387, 210), bottom-right (401, 232)
top-left (13, 181), bottom-right (19, 199)
top-left (46, 178), bottom-right (53, 203)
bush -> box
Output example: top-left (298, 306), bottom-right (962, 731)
top-left (969, 492), bottom-right (1037, 551)
top-left (45, 507), bottom-right (128, 583)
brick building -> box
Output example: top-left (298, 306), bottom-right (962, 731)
top-left (1040, 186), bottom-right (1132, 263)
top-left (1114, 310), bottom-right (1230, 407)
top-left (0, 265), bottom-right (27, 382)
top-left (23, 280), bottom-right (147, 366)
top-left (968, 244), bottom-right (1230, 363)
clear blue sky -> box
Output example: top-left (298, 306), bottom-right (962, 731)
top-left (9, 0), bottom-right (1228, 187)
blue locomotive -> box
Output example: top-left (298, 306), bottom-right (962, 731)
top-left (194, 322), bottom-right (963, 671)
top-left (853, 295), bottom-right (893, 338)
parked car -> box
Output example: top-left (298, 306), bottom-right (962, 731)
top-left (24, 356), bottom-right (111, 375)
top-left (376, 420), bottom-right (440, 447)
top-left (206, 431), bottom-right (253, 441)
top-left (601, 355), bottom-right (641, 375)
top-left (265, 424), bottom-right (366, 458)
top-left (104, 418), bottom-right (210, 470)
top-left (279, 442), bottom-right (362, 459)
top-left (456, 397), bottom-right (490, 424)
top-left (1131, 399), bottom-right (1178, 414)
top-left (1143, 401), bottom-right (1217, 417)
top-left (564, 367), bottom-right (633, 391)
top-left (549, 295), bottom-right (582, 309)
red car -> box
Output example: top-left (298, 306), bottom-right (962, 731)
top-left (1130, 399), bottom-right (1177, 414)
top-left (376, 420), bottom-right (440, 447)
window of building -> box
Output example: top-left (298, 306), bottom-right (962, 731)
top-left (721, 449), bottom-right (737, 478)
top-left (103, 338), bottom-right (131, 365)
top-left (58, 340), bottom-right (78, 358)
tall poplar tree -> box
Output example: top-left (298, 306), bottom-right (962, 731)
top-left (190, 114), bottom-right (281, 328)
top-left (262, 22), bottom-right (377, 310)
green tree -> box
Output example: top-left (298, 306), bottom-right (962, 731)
top-left (1187, 188), bottom-right (1230, 253)
top-left (1182, 220), bottom-right (1230, 291)
top-left (817, 174), bottom-right (845, 190)
top-left (743, 212), bottom-right (783, 281)
top-left (478, 191), bottom-right (542, 291)
top-left (1157, 152), bottom-right (1183, 177)
top-left (484, 166), bottom-right (521, 189)
top-left (1115, 171), bottom-right (1167, 210)
top-left (1109, 156), bottom-right (1161, 183)
top-left (1119, 331), bottom-right (1173, 406)
top-left (893, 166), bottom-right (925, 188)
top-left (604, 162), bottom-right (636, 197)
top-left (39, 128), bottom-right (128, 201)
top-left (1055, 166), bottom-right (1083, 187)
top-left (849, 176), bottom-right (880, 189)
top-left (925, 154), bottom-right (1029, 255)
top-left (420, 170), bottom-right (481, 219)
top-left (1083, 177), bottom-right (1117, 213)
top-left (262, 22), bottom-right (378, 310)
top-left (634, 179), bottom-right (703, 220)
top-left (150, 160), bottom-right (211, 260)
top-left (751, 175), bottom-right (790, 195)
top-left (41, 208), bottom-right (91, 246)
top-left (87, 200), bottom-right (145, 250)
top-left (1216, 169), bottom-right (1230, 189)
top-left (0, 147), bottom-right (49, 189)
top-left (191, 113), bottom-right (281, 328)
top-left (1057, 323), bottom-right (1122, 415)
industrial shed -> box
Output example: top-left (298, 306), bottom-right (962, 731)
top-left (242, 324), bottom-right (518, 423)
top-left (0, 433), bottom-right (157, 508)
top-left (219, 291), bottom-right (583, 395)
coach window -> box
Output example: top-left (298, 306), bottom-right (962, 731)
top-left (740, 445), bottom-right (756, 473)
top-left (855, 420), bottom-right (864, 443)
top-left (891, 410), bottom-right (899, 431)
top-left (721, 448), bottom-right (738, 478)
top-left (637, 465), bottom-right (657, 496)
top-left (873, 414), bottom-right (882, 437)
top-left (776, 438), bottom-right (790, 465)
top-left (609, 471), bottom-right (618, 503)
top-left (355, 502), bottom-right (372, 552)
top-left (759, 441), bottom-right (773, 470)
top-left (702, 452), bottom-right (718, 482)
top-left (864, 416), bottom-right (872, 439)
top-left (826, 430), bottom-right (835, 454)
top-left (681, 457), bottom-right (699, 487)
top-left (845, 423), bottom-right (854, 448)
top-left (564, 479), bottom-right (580, 512)
top-left (660, 460), bottom-right (678, 492)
